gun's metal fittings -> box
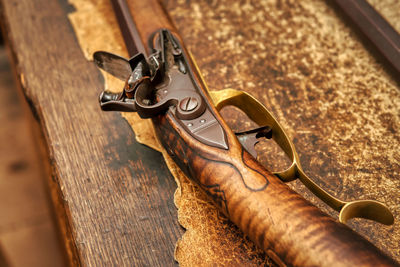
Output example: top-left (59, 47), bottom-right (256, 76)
top-left (235, 126), bottom-right (272, 158)
top-left (179, 97), bottom-right (198, 112)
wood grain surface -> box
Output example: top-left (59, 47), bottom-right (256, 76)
top-left (0, 0), bottom-right (182, 265)
top-left (0, 47), bottom-right (65, 267)
top-left (0, 242), bottom-right (8, 267)
top-left (0, 0), bottom-right (399, 265)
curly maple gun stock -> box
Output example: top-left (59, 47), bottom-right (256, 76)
top-left (97, 0), bottom-right (398, 266)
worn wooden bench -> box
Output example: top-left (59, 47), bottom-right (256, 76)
top-left (0, 0), bottom-right (182, 265)
top-left (1, 0), bottom-right (399, 265)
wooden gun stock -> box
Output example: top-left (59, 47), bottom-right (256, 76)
top-left (106, 0), bottom-right (399, 265)
top-left (154, 98), bottom-right (398, 266)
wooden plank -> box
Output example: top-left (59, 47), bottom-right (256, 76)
top-left (0, 242), bottom-right (8, 267)
top-left (0, 48), bottom-right (65, 267)
top-left (0, 0), bottom-right (183, 266)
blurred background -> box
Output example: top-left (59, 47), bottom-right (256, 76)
top-left (0, 34), bottom-right (66, 266)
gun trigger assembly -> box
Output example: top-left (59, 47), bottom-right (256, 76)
top-left (235, 126), bottom-right (272, 158)
top-left (210, 89), bottom-right (394, 225)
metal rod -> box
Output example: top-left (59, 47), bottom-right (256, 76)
top-left (110, 0), bottom-right (147, 57)
top-left (333, 0), bottom-right (400, 74)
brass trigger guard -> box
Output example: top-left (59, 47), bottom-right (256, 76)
top-left (210, 88), bottom-right (394, 225)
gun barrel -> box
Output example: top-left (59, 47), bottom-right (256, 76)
top-left (333, 0), bottom-right (400, 76)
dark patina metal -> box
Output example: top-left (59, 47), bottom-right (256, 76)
top-left (333, 0), bottom-right (400, 75)
top-left (235, 126), bottom-right (273, 158)
top-left (95, 29), bottom-right (229, 149)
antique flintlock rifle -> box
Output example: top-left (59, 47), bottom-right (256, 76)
top-left (93, 0), bottom-right (398, 266)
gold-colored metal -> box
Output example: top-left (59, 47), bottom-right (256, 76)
top-left (210, 88), bottom-right (394, 225)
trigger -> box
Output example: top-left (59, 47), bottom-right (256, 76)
top-left (235, 126), bottom-right (272, 158)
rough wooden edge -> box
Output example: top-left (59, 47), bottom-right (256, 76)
top-left (0, 242), bottom-right (9, 267)
top-left (0, 4), bottom-right (80, 266)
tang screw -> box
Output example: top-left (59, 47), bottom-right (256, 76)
top-left (179, 97), bottom-right (198, 112)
